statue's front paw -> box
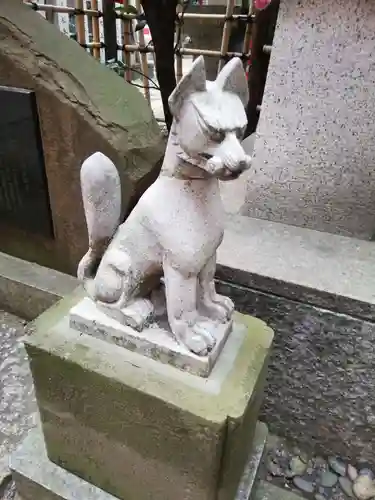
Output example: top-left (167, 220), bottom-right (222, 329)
top-left (215, 295), bottom-right (235, 316)
top-left (203, 302), bottom-right (231, 323)
top-left (200, 295), bottom-right (234, 323)
top-left (181, 320), bottom-right (216, 356)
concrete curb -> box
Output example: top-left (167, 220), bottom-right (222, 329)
top-left (218, 214), bottom-right (375, 322)
top-left (2, 210), bottom-right (375, 322)
top-left (0, 252), bottom-right (77, 320)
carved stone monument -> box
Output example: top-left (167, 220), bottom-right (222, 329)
top-left (242, 0), bottom-right (375, 240)
top-left (11, 57), bottom-right (274, 500)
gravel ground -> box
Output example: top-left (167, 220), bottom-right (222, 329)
top-left (0, 311), bottom-right (37, 500)
top-left (264, 435), bottom-right (375, 500)
top-left (1, 310), bottom-right (374, 500)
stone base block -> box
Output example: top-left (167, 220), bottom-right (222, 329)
top-left (10, 423), bottom-right (267, 500)
top-left (25, 289), bottom-right (273, 500)
top-left (10, 426), bottom-right (117, 500)
top-left (69, 297), bottom-right (232, 377)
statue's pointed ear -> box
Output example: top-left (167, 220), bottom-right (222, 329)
top-left (215, 57), bottom-right (249, 107)
top-left (168, 56), bottom-right (207, 118)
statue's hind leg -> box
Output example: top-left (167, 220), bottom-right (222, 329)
top-left (94, 255), bottom-right (154, 331)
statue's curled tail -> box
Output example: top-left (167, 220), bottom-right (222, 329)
top-left (77, 152), bottom-right (122, 294)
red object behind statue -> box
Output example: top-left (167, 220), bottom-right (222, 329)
top-left (254, 0), bottom-right (272, 8)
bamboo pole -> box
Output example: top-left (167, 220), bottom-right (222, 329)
top-left (242, 0), bottom-right (255, 59)
top-left (90, 0), bottom-right (101, 59)
top-left (175, 2), bottom-right (183, 83)
top-left (119, 12), bottom-right (254, 21)
top-left (263, 44), bottom-right (272, 55)
top-left (135, 0), bottom-right (151, 103)
top-left (25, 3), bottom-right (255, 22)
top-left (25, 1), bottom-right (256, 69)
top-left (79, 43), bottom-right (252, 62)
top-left (218, 0), bottom-right (236, 73)
top-left (121, 0), bottom-right (133, 82)
top-left (75, 0), bottom-right (86, 46)
top-left (118, 44), bottom-right (251, 60)
top-left (24, 2), bottom-right (99, 16)
top-left (44, 3), bottom-right (55, 23)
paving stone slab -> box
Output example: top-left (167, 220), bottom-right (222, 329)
top-left (11, 422), bottom-right (267, 500)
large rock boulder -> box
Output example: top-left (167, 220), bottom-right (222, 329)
top-left (0, 0), bottom-right (164, 274)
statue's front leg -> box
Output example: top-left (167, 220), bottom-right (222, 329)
top-left (198, 255), bottom-right (234, 323)
top-left (163, 258), bottom-right (216, 356)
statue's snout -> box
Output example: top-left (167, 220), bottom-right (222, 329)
top-left (237, 154), bottom-right (252, 173)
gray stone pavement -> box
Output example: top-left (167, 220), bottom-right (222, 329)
top-left (0, 312), bottom-right (37, 488)
top-left (0, 309), bottom-right (365, 500)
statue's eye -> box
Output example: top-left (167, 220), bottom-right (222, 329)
top-left (210, 129), bottom-right (225, 143)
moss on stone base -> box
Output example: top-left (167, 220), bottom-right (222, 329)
top-left (25, 289), bottom-right (273, 500)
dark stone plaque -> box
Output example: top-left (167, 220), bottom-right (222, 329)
top-left (0, 86), bottom-right (53, 237)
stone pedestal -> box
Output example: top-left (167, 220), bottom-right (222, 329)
top-left (242, 0), bottom-right (375, 240)
top-left (12, 288), bottom-right (273, 500)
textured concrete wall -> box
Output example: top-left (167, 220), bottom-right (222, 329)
top-left (217, 279), bottom-right (375, 464)
top-left (242, 0), bottom-right (375, 240)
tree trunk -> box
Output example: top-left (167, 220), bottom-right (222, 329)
top-left (245, 0), bottom-right (280, 136)
top-left (141, 0), bottom-right (178, 130)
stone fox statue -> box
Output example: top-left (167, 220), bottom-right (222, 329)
top-left (78, 56), bottom-right (251, 356)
